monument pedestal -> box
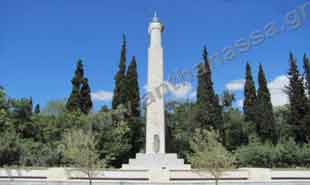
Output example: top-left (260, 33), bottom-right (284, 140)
top-left (122, 153), bottom-right (191, 182)
top-left (122, 153), bottom-right (191, 170)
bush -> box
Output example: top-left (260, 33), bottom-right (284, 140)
top-left (273, 138), bottom-right (300, 167)
top-left (235, 137), bottom-right (275, 168)
top-left (298, 143), bottom-right (310, 167)
top-left (235, 137), bottom-right (310, 168)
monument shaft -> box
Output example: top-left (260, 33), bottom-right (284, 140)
top-left (146, 16), bottom-right (165, 154)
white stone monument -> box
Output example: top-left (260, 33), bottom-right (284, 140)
top-left (122, 13), bottom-right (190, 172)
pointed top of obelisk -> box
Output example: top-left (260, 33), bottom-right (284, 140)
top-left (152, 11), bottom-right (159, 22)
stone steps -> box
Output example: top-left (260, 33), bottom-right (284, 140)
top-left (122, 153), bottom-right (191, 170)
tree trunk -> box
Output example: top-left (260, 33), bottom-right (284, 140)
top-left (88, 175), bottom-right (92, 185)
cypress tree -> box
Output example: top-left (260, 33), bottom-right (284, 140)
top-left (34, 104), bottom-right (40, 114)
top-left (112, 35), bottom-right (127, 109)
top-left (196, 47), bottom-right (223, 130)
top-left (80, 78), bottom-right (93, 114)
top-left (287, 53), bottom-right (309, 143)
top-left (126, 56), bottom-right (142, 155)
top-left (66, 60), bottom-right (84, 112)
top-left (126, 56), bottom-right (140, 117)
top-left (303, 54), bottom-right (310, 97)
top-left (243, 63), bottom-right (257, 123)
top-left (66, 86), bottom-right (81, 112)
top-left (256, 64), bottom-right (276, 143)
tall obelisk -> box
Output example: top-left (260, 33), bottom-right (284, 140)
top-left (146, 12), bottom-right (165, 154)
top-left (122, 14), bottom-right (190, 172)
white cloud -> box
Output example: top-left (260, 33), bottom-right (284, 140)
top-left (229, 75), bottom-right (289, 107)
top-left (189, 91), bottom-right (197, 99)
top-left (91, 90), bottom-right (113, 102)
top-left (166, 81), bottom-right (193, 99)
top-left (268, 75), bottom-right (289, 106)
top-left (225, 79), bottom-right (245, 92)
top-left (237, 99), bottom-right (244, 108)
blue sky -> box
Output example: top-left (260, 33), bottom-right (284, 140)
top-left (1, 0), bottom-right (310, 110)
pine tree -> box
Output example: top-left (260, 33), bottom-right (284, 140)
top-left (112, 35), bottom-right (127, 109)
top-left (196, 47), bottom-right (223, 131)
top-left (287, 53), bottom-right (309, 143)
top-left (256, 64), bottom-right (276, 143)
top-left (243, 63), bottom-right (257, 123)
top-left (34, 104), bottom-right (40, 114)
top-left (303, 54), bottom-right (310, 97)
top-left (126, 56), bottom-right (142, 156)
top-left (80, 78), bottom-right (93, 114)
top-left (66, 60), bottom-right (84, 112)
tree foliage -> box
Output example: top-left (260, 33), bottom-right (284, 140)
top-left (189, 129), bottom-right (235, 185)
top-left (126, 56), bottom-right (143, 156)
top-left (286, 53), bottom-right (309, 143)
top-left (196, 47), bottom-right (223, 131)
top-left (256, 64), bottom-right (276, 143)
top-left (63, 129), bottom-right (104, 185)
top-left (34, 104), bottom-right (40, 114)
top-left (66, 60), bottom-right (93, 114)
top-left (112, 35), bottom-right (128, 110)
top-left (80, 78), bottom-right (93, 114)
top-left (243, 62), bottom-right (257, 123)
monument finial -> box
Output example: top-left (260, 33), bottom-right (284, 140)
top-left (152, 11), bottom-right (159, 22)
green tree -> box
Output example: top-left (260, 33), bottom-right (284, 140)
top-left (189, 129), bottom-right (235, 185)
top-left (223, 108), bottom-right (249, 150)
top-left (112, 35), bottom-right (127, 109)
top-left (126, 56), bottom-right (143, 156)
top-left (0, 87), bottom-right (10, 132)
top-left (10, 98), bottom-right (36, 139)
top-left (196, 47), bottom-right (223, 131)
top-left (274, 105), bottom-right (292, 141)
top-left (0, 86), bottom-right (8, 111)
top-left (222, 90), bottom-right (235, 109)
top-left (165, 101), bottom-right (197, 160)
top-left (303, 54), bottom-right (310, 97)
top-left (286, 53), bottom-right (309, 143)
top-left (80, 78), bottom-right (93, 114)
top-left (256, 64), bottom-right (276, 143)
top-left (0, 128), bottom-right (23, 166)
top-left (243, 62), bottom-right (257, 123)
top-left (66, 60), bottom-right (84, 112)
top-left (126, 56), bottom-right (140, 117)
top-left (63, 129), bottom-right (105, 185)
top-left (34, 104), bottom-right (40, 114)
top-left (95, 106), bottom-right (132, 168)
top-left (42, 99), bottom-right (66, 117)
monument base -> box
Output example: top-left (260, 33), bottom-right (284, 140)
top-left (122, 153), bottom-right (191, 170)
